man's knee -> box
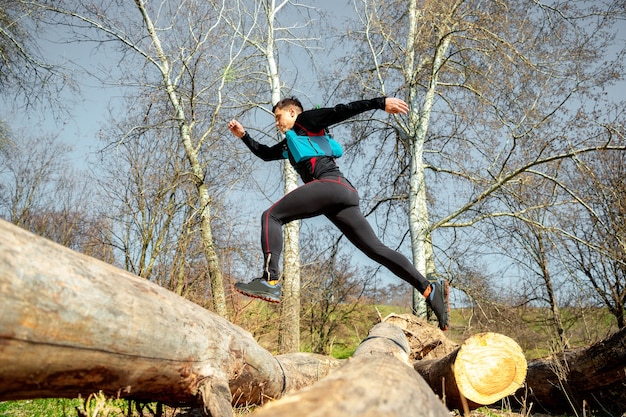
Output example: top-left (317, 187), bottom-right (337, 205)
top-left (262, 207), bottom-right (283, 226)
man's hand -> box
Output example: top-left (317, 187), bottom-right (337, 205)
top-left (384, 97), bottom-right (409, 115)
top-left (228, 119), bottom-right (246, 138)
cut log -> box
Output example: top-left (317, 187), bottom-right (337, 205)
top-left (382, 313), bottom-right (458, 360)
top-left (383, 314), bottom-right (527, 411)
top-left (414, 332), bottom-right (527, 411)
top-left (0, 219), bottom-right (339, 415)
top-left (247, 322), bottom-right (451, 417)
top-left (517, 326), bottom-right (626, 415)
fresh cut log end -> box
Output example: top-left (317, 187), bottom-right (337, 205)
top-left (453, 332), bottom-right (527, 405)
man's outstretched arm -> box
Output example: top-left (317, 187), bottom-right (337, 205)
top-left (228, 119), bottom-right (285, 161)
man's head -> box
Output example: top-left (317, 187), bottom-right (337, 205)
top-left (273, 97), bottom-right (303, 133)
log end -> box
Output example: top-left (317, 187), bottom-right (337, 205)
top-left (453, 333), bottom-right (527, 405)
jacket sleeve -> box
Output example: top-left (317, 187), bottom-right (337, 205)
top-left (297, 97), bottom-right (387, 132)
top-left (240, 132), bottom-right (286, 161)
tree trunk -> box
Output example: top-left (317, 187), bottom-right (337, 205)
top-left (248, 322), bottom-right (451, 417)
top-left (278, 162), bottom-right (301, 354)
top-left (132, 0), bottom-right (227, 318)
top-left (0, 219), bottom-right (336, 416)
top-left (262, 0), bottom-right (301, 355)
top-left (517, 326), bottom-right (626, 415)
top-left (405, 0), bottom-right (452, 320)
top-left (383, 314), bottom-right (527, 411)
top-left (382, 313), bottom-right (459, 360)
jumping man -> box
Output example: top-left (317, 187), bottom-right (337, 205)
top-left (227, 96), bottom-right (450, 330)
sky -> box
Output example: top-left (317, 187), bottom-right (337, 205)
top-left (2, 0), bottom-right (356, 161)
top-left (4, 0), bottom-right (624, 165)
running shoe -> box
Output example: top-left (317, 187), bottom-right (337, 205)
top-left (426, 280), bottom-right (450, 331)
top-left (234, 277), bottom-right (281, 303)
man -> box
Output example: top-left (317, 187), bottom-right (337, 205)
top-left (227, 96), bottom-right (450, 330)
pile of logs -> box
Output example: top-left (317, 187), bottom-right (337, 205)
top-left (1, 219), bottom-right (624, 416)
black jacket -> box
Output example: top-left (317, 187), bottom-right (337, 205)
top-left (240, 97), bottom-right (386, 183)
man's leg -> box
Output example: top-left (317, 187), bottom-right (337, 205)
top-left (236, 179), bottom-right (352, 302)
top-left (261, 179), bottom-right (360, 276)
top-left (328, 205), bottom-right (449, 330)
top-left (328, 205), bottom-right (430, 292)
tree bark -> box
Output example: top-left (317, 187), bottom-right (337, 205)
top-left (382, 313), bottom-right (458, 360)
top-left (261, 0), bottom-right (301, 355)
top-left (248, 322), bottom-right (451, 417)
top-left (0, 219), bottom-right (337, 416)
top-left (383, 314), bottom-right (527, 411)
top-left (517, 326), bottom-right (626, 415)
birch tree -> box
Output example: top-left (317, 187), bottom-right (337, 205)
top-left (225, 0), bottom-right (323, 353)
top-left (337, 0), bottom-right (625, 319)
top-left (131, 0), bottom-right (231, 316)
top-left (25, 0), bottom-right (258, 317)
top-left (263, 0), bottom-right (302, 355)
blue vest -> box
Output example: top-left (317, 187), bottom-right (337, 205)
top-left (284, 129), bottom-right (343, 163)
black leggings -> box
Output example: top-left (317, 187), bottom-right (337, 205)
top-left (260, 176), bottom-right (430, 293)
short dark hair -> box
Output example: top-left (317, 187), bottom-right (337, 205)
top-left (272, 96), bottom-right (303, 113)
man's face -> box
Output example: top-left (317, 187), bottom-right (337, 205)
top-left (274, 106), bottom-right (298, 133)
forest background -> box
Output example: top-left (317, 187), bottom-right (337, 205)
top-left (1, 0), bottom-right (625, 362)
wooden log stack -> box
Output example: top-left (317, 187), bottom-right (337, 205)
top-left (0, 219), bottom-right (339, 416)
top-left (248, 322), bottom-right (451, 417)
top-left (14, 218), bottom-right (618, 416)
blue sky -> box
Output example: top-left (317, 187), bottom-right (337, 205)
top-left (3, 1), bottom-right (623, 166)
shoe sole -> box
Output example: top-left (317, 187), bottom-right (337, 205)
top-left (443, 280), bottom-right (450, 331)
top-left (441, 279), bottom-right (450, 331)
top-left (234, 285), bottom-right (281, 304)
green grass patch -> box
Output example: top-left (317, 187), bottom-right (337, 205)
top-left (330, 344), bottom-right (357, 359)
top-left (371, 304), bottom-right (411, 317)
top-left (0, 398), bottom-right (82, 417)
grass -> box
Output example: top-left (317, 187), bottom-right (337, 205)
top-left (0, 396), bottom-right (167, 417)
top-left (329, 344), bottom-right (357, 359)
top-left (0, 398), bottom-right (82, 417)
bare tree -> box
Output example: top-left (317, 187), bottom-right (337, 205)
top-left (23, 0), bottom-right (269, 317)
top-left (561, 139), bottom-right (626, 328)
top-left (0, 0), bottom-right (72, 112)
top-left (495, 172), bottom-right (571, 348)
top-left (263, 0), bottom-right (302, 355)
top-left (0, 126), bottom-right (99, 256)
top-left (130, 0), bottom-right (231, 316)
top-left (333, 0), bottom-right (626, 321)
top-left (93, 102), bottom-right (190, 282)
top-left (1, 130), bottom-right (69, 224)
top-left (299, 235), bottom-right (374, 355)
top-left (225, 0), bottom-right (325, 353)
